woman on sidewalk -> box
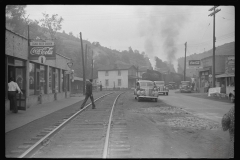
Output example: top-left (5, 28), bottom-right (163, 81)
top-left (8, 77), bottom-right (23, 113)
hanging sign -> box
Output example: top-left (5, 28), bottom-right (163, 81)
top-left (29, 39), bottom-right (56, 60)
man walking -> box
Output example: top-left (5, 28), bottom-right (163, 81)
top-left (80, 79), bottom-right (96, 109)
top-left (8, 77), bottom-right (23, 113)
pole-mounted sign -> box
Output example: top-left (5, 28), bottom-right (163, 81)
top-left (29, 39), bottom-right (56, 61)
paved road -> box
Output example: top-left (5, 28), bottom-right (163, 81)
top-left (158, 90), bottom-right (233, 123)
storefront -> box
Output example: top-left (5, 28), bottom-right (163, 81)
top-left (5, 29), bottom-right (72, 112)
top-left (216, 55), bottom-right (235, 95)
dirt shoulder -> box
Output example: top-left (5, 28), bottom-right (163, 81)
top-left (123, 93), bottom-right (230, 158)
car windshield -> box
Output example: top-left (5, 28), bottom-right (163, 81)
top-left (155, 82), bottom-right (164, 86)
top-left (181, 82), bottom-right (191, 85)
top-left (139, 82), bottom-right (154, 88)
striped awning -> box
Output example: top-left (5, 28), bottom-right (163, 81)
top-left (216, 73), bottom-right (235, 78)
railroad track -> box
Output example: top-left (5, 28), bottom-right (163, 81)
top-left (10, 91), bottom-right (131, 158)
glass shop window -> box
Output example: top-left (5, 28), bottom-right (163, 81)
top-left (55, 69), bottom-right (59, 93)
top-left (40, 65), bottom-right (47, 94)
top-left (29, 63), bottom-right (35, 95)
top-left (49, 67), bottom-right (53, 93)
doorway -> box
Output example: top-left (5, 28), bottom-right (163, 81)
top-left (8, 65), bottom-right (27, 111)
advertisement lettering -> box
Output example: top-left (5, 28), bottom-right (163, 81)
top-left (189, 60), bottom-right (201, 66)
top-left (29, 40), bottom-right (56, 60)
top-left (30, 47), bottom-right (53, 56)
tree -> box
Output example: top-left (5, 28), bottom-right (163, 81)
top-left (38, 12), bottom-right (64, 39)
top-left (6, 5), bottom-right (28, 35)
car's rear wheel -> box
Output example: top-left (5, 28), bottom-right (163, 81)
top-left (166, 92), bottom-right (168, 96)
top-left (155, 98), bottom-right (158, 102)
top-left (137, 96), bottom-right (141, 102)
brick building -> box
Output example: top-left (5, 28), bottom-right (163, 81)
top-left (5, 29), bottom-right (72, 112)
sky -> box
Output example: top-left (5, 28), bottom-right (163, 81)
top-left (25, 5), bottom-right (235, 71)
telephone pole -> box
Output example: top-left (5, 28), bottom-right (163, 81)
top-left (92, 50), bottom-right (94, 79)
top-left (184, 42), bottom-right (187, 81)
top-left (80, 32), bottom-right (85, 94)
top-left (85, 44), bottom-right (88, 79)
top-left (208, 6), bottom-right (221, 87)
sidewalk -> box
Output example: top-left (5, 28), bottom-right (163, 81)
top-left (175, 91), bottom-right (232, 104)
top-left (5, 94), bottom-right (85, 133)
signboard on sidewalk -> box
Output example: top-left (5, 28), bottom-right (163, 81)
top-left (208, 87), bottom-right (221, 97)
top-left (29, 39), bottom-right (56, 60)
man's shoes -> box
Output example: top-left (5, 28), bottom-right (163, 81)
top-left (92, 107), bottom-right (96, 109)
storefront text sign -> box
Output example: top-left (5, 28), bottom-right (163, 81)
top-left (208, 87), bottom-right (221, 97)
top-left (225, 56), bottom-right (235, 74)
top-left (189, 60), bottom-right (201, 66)
top-left (29, 40), bottom-right (56, 60)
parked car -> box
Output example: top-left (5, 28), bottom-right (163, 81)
top-left (168, 82), bottom-right (176, 90)
top-left (154, 81), bottom-right (169, 95)
top-left (180, 81), bottom-right (192, 93)
top-left (134, 80), bottom-right (158, 102)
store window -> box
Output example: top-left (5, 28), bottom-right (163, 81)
top-left (49, 67), bottom-right (53, 93)
top-left (105, 71), bottom-right (109, 76)
top-left (29, 63), bottom-right (35, 95)
top-left (55, 69), bottom-right (59, 93)
top-left (40, 65), bottom-right (47, 94)
top-left (61, 70), bottom-right (64, 92)
top-left (15, 59), bottom-right (24, 66)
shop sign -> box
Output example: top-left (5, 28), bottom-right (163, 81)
top-left (29, 40), bottom-right (56, 60)
top-left (189, 60), bottom-right (201, 66)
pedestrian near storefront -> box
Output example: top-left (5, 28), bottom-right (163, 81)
top-left (80, 79), bottom-right (96, 109)
top-left (8, 77), bottom-right (23, 113)
top-left (222, 105), bottom-right (234, 158)
top-left (100, 81), bottom-right (102, 91)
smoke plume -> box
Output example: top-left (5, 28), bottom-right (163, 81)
top-left (137, 6), bottom-right (190, 68)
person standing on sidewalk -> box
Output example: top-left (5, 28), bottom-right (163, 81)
top-left (8, 77), bottom-right (23, 113)
top-left (80, 79), bottom-right (96, 109)
top-left (222, 105), bottom-right (234, 158)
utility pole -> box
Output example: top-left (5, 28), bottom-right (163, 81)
top-left (208, 6), bottom-right (221, 87)
top-left (85, 44), bottom-right (88, 79)
top-left (184, 42), bottom-right (187, 81)
top-left (92, 50), bottom-right (94, 79)
top-left (136, 65), bottom-right (138, 81)
top-left (80, 32), bottom-right (85, 94)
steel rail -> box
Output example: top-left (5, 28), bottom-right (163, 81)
top-left (103, 92), bottom-right (125, 158)
top-left (18, 92), bottom-right (113, 158)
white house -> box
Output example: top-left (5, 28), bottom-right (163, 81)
top-left (98, 65), bottom-right (138, 89)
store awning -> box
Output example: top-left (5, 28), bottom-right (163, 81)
top-left (216, 73), bottom-right (235, 78)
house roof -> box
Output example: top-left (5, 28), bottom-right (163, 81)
top-left (98, 64), bottom-right (137, 71)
